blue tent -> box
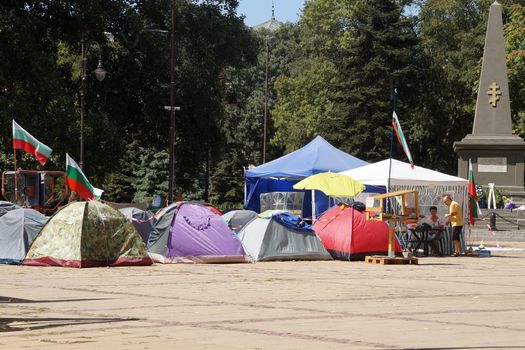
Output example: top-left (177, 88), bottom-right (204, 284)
top-left (245, 136), bottom-right (384, 218)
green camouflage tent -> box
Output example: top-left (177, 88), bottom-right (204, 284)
top-left (23, 201), bottom-right (152, 268)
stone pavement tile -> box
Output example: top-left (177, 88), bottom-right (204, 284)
top-left (417, 308), bottom-right (525, 331)
top-left (1, 321), bottom-right (366, 350)
top-left (2, 253), bottom-right (525, 349)
top-left (231, 314), bottom-right (520, 349)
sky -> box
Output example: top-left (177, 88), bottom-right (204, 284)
top-left (237, 0), bottom-right (306, 27)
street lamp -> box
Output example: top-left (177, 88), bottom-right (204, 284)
top-left (165, 0), bottom-right (179, 204)
top-left (80, 39), bottom-right (107, 170)
top-left (261, 1), bottom-right (281, 163)
top-left (263, 35), bottom-right (269, 163)
top-left (94, 59), bottom-right (107, 82)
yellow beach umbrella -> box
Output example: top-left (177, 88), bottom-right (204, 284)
top-left (293, 172), bottom-right (365, 197)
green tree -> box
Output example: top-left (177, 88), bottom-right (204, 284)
top-left (272, 0), bottom-right (421, 162)
top-left (272, 56), bottom-right (345, 152)
top-left (1, 0), bottom-right (257, 204)
top-left (209, 24), bottom-right (298, 207)
top-left (103, 140), bottom-right (142, 202)
top-left (505, 4), bottom-right (525, 138)
top-left (133, 147), bottom-right (169, 203)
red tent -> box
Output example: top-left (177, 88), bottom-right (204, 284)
top-left (313, 205), bottom-right (402, 260)
top-left (203, 203), bottom-right (222, 216)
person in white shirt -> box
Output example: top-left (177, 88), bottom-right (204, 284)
top-left (418, 206), bottom-right (444, 256)
top-left (419, 206), bottom-right (444, 228)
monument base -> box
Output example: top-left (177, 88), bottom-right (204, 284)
top-left (454, 134), bottom-right (525, 198)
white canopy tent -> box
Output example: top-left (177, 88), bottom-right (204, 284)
top-left (341, 159), bottom-right (469, 255)
top-left (340, 159), bottom-right (468, 213)
top-left (340, 159), bottom-right (468, 187)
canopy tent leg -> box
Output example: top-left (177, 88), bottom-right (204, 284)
top-left (311, 190), bottom-right (316, 224)
top-left (243, 167), bottom-right (247, 207)
top-left (388, 222), bottom-right (395, 258)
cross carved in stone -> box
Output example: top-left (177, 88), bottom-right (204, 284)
top-left (487, 82), bottom-right (502, 107)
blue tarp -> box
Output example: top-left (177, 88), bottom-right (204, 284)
top-left (245, 136), bottom-right (385, 218)
top-left (246, 136), bottom-right (368, 178)
top-left (272, 212), bottom-right (312, 232)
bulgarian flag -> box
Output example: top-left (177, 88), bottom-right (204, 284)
top-left (65, 154), bottom-right (95, 201)
top-left (392, 111), bottom-right (414, 169)
top-left (12, 120), bottom-right (53, 166)
top-left (468, 159), bottom-right (479, 225)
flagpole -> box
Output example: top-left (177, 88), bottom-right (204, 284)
top-left (467, 158), bottom-right (477, 248)
top-left (387, 88), bottom-right (397, 213)
top-left (13, 148), bottom-right (19, 204)
top-left (12, 118), bottom-right (18, 204)
top-left (387, 88), bottom-right (397, 193)
top-left (468, 158), bottom-right (474, 249)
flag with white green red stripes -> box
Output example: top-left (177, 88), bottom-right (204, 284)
top-left (391, 111), bottom-right (414, 169)
top-left (65, 153), bottom-right (95, 201)
top-left (468, 159), bottom-right (479, 225)
top-left (12, 120), bottom-right (53, 166)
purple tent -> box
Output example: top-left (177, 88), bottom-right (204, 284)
top-left (149, 203), bottom-right (248, 263)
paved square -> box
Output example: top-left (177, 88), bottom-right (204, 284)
top-left (2, 247), bottom-right (525, 349)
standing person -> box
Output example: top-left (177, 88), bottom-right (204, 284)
top-left (443, 194), bottom-right (463, 256)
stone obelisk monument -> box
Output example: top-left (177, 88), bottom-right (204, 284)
top-left (454, 1), bottom-right (525, 196)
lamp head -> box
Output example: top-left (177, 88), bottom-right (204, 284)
top-left (94, 59), bottom-right (107, 81)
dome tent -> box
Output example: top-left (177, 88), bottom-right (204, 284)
top-left (0, 201), bottom-right (21, 218)
top-left (119, 207), bottom-right (154, 243)
top-left (313, 205), bottom-right (402, 260)
top-left (148, 201), bottom-right (223, 254)
top-left (237, 213), bottom-right (332, 262)
top-left (23, 201), bottom-right (151, 268)
top-left (148, 202), bottom-right (248, 263)
top-left (221, 210), bottom-right (257, 233)
top-left (0, 208), bottom-right (48, 265)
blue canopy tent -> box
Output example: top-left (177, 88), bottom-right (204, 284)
top-left (244, 136), bottom-right (384, 219)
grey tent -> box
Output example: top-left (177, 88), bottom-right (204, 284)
top-left (237, 215), bottom-right (332, 261)
top-left (0, 201), bottom-right (21, 218)
top-left (222, 210), bottom-right (257, 233)
top-left (119, 207), bottom-right (154, 243)
top-left (0, 208), bottom-right (48, 264)
top-left (147, 203), bottom-right (178, 254)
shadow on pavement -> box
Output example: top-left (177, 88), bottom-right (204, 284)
top-left (0, 316), bottom-right (138, 333)
top-left (416, 263), bottom-right (462, 266)
top-left (407, 347), bottom-right (525, 350)
top-left (0, 296), bottom-right (113, 304)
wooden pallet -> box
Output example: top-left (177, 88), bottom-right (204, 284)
top-left (364, 255), bottom-right (418, 265)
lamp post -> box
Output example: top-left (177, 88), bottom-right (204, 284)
top-left (164, 0), bottom-right (181, 204)
top-left (80, 39), bottom-right (107, 170)
top-left (263, 36), bottom-right (269, 164)
top-left (262, 1), bottom-right (279, 164)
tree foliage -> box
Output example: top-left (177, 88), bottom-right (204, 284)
top-left (0, 0), bottom-right (256, 204)
top-left (273, 0), bottom-right (524, 173)
top-left (505, 3), bottom-right (525, 138)
top-left (272, 0), bottom-right (421, 162)
top-left (1, 0), bottom-right (524, 208)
